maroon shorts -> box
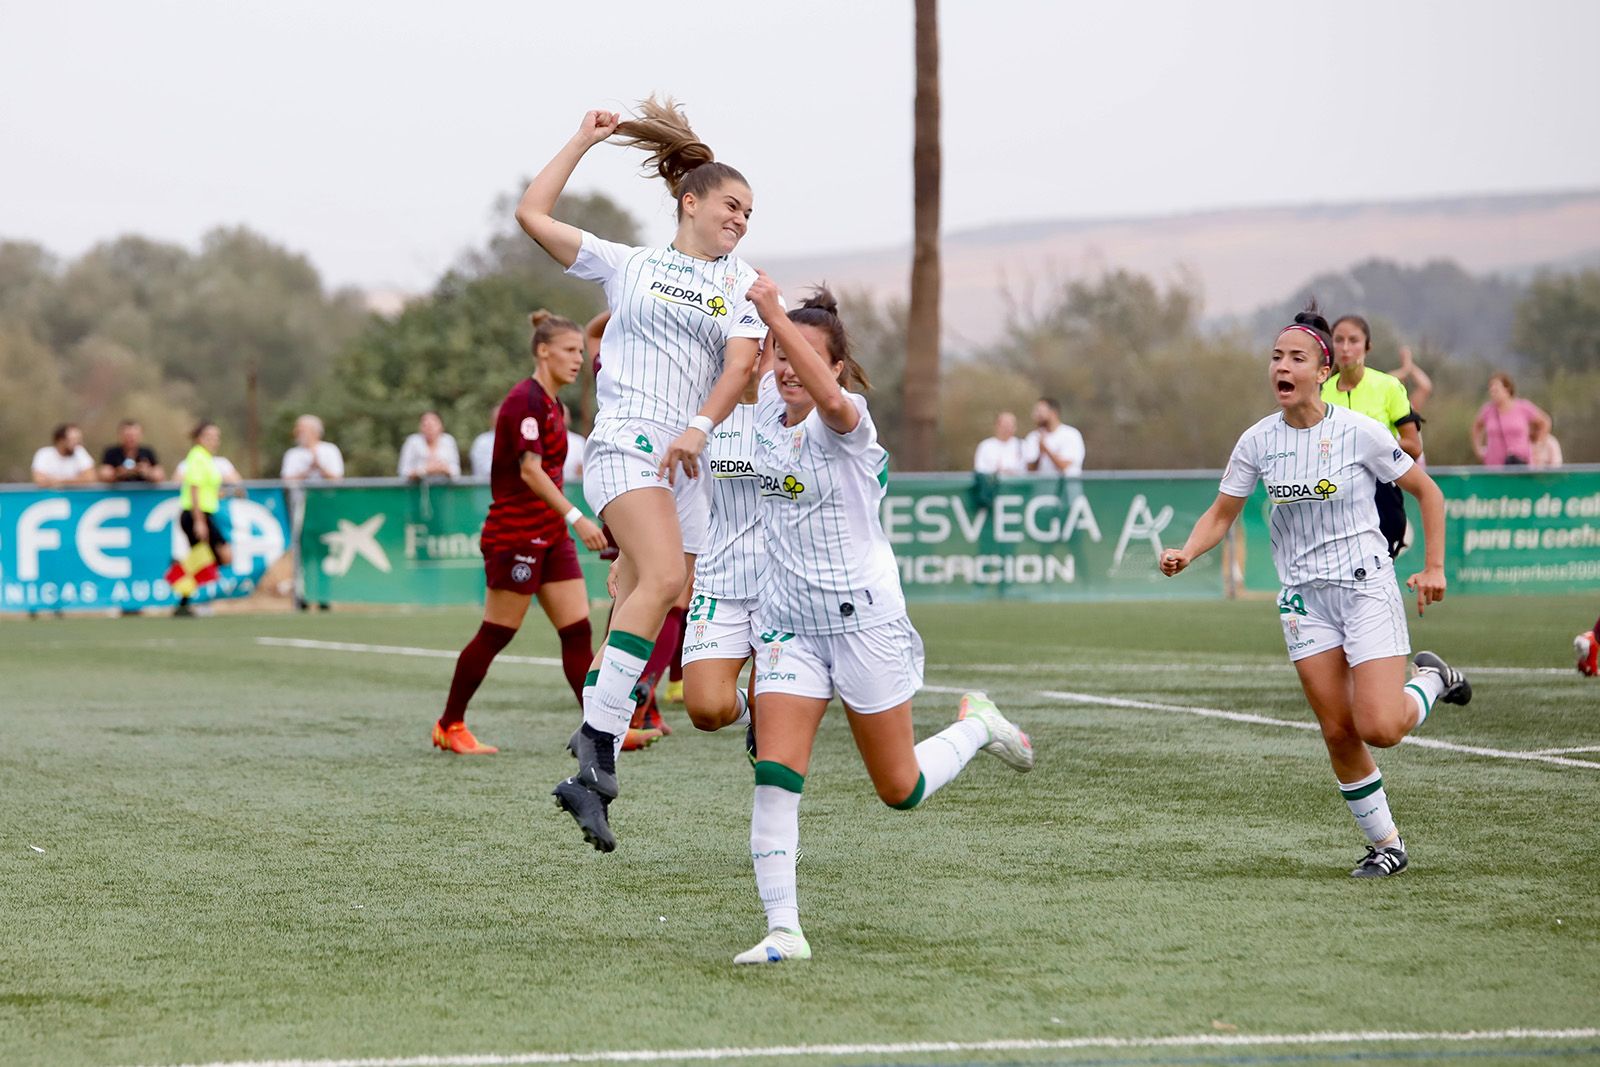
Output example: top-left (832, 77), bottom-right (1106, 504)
top-left (483, 537), bottom-right (582, 595)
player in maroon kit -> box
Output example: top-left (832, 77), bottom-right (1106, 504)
top-left (432, 310), bottom-right (610, 754)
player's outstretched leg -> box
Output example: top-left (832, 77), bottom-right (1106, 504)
top-left (958, 692), bottom-right (1035, 771)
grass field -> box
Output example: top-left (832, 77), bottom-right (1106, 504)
top-left (3, 594), bottom-right (1598, 1067)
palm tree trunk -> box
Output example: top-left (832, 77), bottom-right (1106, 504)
top-left (903, 0), bottom-right (941, 469)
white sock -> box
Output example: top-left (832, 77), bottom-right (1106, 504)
top-left (910, 717), bottom-right (988, 802)
top-left (1404, 670), bottom-right (1446, 729)
top-left (584, 632), bottom-right (652, 737)
top-left (751, 782), bottom-right (801, 932)
top-left (732, 687), bottom-right (751, 727)
top-left (1338, 768), bottom-right (1399, 847)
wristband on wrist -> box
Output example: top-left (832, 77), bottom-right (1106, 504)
top-left (564, 506), bottom-right (582, 526)
top-left (688, 415), bottom-right (714, 436)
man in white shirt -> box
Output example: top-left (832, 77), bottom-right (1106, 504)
top-left (398, 411), bottom-right (460, 481)
top-left (1022, 398), bottom-right (1086, 474)
top-left (32, 424), bottom-right (98, 487)
top-left (280, 415), bottom-right (346, 482)
top-left (973, 411), bottom-right (1025, 475)
top-left (468, 423), bottom-right (495, 481)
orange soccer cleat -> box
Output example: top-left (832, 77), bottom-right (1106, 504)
top-left (432, 720), bottom-right (499, 755)
top-left (622, 727), bottom-right (664, 751)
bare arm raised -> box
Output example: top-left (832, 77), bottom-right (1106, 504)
top-left (515, 111), bottom-right (621, 268)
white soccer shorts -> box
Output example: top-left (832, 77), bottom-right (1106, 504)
top-left (1277, 578), bottom-right (1410, 667)
top-left (680, 593), bottom-right (761, 666)
top-left (583, 417), bottom-right (711, 556)
top-left (753, 617), bottom-right (926, 714)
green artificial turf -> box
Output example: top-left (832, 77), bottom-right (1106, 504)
top-left (1, 595), bottom-right (1596, 1067)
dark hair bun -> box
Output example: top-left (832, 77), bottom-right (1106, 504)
top-left (799, 286), bottom-right (839, 317)
top-left (1294, 300), bottom-right (1331, 335)
top-left (529, 309), bottom-right (553, 328)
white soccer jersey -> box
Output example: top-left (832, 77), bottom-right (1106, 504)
top-left (566, 232), bottom-right (766, 429)
top-left (1220, 405), bottom-right (1415, 588)
top-left (754, 373), bottom-right (903, 635)
top-left (696, 401), bottom-right (763, 600)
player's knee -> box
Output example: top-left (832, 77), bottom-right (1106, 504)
top-left (635, 561), bottom-right (686, 608)
top-left (877, 770), bottom-right (925, 810)
top-left (1356, 718), bottom-right (1406, 749)
top-left (1318, 717), bottom-right (1361, 750)
top-left (685, 699), bottom-right (733, 732)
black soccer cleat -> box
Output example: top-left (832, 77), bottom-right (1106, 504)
top-left (567, 725), bottom-right (619, 799)
top-left (552, 777), bottom-right (616, 853)
top-left (745, 722), bottom-right (757, 767)
top-left (1413, 651), bottom-right (1471, 706)
top-left (1350, 841), bottom-right (1408, 878)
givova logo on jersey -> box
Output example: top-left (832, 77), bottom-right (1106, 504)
top-left (648, 281), bottom-right (728, 317)
top-left (1267, 478), bottom-right (1338, 503)
top-left (759, 473), bottom-right (806, 500)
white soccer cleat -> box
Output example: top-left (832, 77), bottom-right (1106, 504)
top-left (958, 692), bottom-right (1034, 772)
top-left (733, 928), bottom-right (811, 965)
top-left (1577, 631), bottom-right (1598, 677)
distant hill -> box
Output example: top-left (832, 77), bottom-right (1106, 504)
top-left (762, 190), bottom-right (1600, 345)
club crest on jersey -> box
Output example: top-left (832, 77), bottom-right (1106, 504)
top-left (521, 416), bottom-right (538, 439)
top-left (648, 281), bottom-right (727, 317)
top-left (1319, 438), bottom-right (1331, 459)
top-left (759, 473), bottom-right (806, 500)
top-left (1268, 478), bottom-right (1338, 503)
top-left (511, 562), bottom-right (533, 583)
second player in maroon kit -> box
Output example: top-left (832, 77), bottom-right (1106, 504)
top-left (432, 310), bottom-right (609, 755)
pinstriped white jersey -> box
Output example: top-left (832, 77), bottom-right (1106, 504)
top-left (695, 401), bottom-right (762, 600)
top-left (1220, 405), bottom-right (1414, 588)
top-left (754, 373), bottom-right (903, 635)
top-left (566, 232), bottom-right (766, 429)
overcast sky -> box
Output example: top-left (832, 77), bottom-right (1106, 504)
top-left (5, 0), bottom-right (1597, 293)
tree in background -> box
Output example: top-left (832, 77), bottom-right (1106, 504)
top-left (1513, 269), bottom-right (1600, 375)
top-left (901, 0), bottom-right (942, 470)
top-left (286, 189), bottom-right (638, 474)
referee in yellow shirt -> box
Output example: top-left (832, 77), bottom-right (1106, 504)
top-left (1324, 315), bottom-right (1423, 558)
top-left (175, 421), bottom-right (234, 616)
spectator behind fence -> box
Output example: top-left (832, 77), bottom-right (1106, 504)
top-left (562, 401), bottom-right (586, 483)
top-left (1472, 372), bottom-right (1551, 467)
top-left (280, 415), bottom-right (345, 482)
top-left (974, 411), bottom-right (1025, 475)
top-left (1531, 420), bottom-right (1564, 469)
top-left (469, 415), bottom-right (495, 482)
top-left (1022, 397), bottom-right (1085, 474)
top-left (32, 423), bottom-right (98, 488)
top-left (99, 419), bottom-right (165, 483)
top-left (398, 410), bottom-right (460, 481)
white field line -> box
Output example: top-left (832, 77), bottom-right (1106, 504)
top-left (128, 1028), bottom-right (1600, 1067)
top-left (934, 661), bottom-right (1578, 678)
top-left (1527, 745), bottom-right (1600, 756)
top-left (261, 638), bottom-right (1599, 770)
top-left (256, 636), bottom-right (561, 668)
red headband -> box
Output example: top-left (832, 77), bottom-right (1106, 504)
top-left (1281, 324), bottom-right (1333, 368)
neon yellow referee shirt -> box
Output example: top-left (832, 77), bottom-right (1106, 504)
top-left (1321, 366), bottom-right (1417, 440)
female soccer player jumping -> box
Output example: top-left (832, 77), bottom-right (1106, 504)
top-left (732, 279), bottom-right (1034, 965)
top-left (1161, 306), bottom-right (1471, 878)
top-left (515, 99), bottom-right (766, 850)
top-left (432, 311), bottom-right (609, 754)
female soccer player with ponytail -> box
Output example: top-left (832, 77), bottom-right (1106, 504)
top-left (516, 99), bottom-right (766, 850)
top-left (432, 311), bottom-right (608, 754)
top-left (1161, 306), bottom-right (1471, 878)
top-left (731, 279), bottom-right (1034, 965)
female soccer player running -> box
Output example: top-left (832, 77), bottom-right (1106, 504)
top-left (1160, 307), bottom-right (1471, 878)
top-left (515, 99), bottom-right (766, 850)
top-left (432, 311), bottom-right (609, 754)
top-left (732, 280), bottom-right (1034, 965)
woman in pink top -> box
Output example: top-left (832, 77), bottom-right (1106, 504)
top-left (1472, 372), bottom-right (1551, 467)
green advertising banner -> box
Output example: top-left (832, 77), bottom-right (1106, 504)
top-left (297, 475), bottom-right (1227, 605)
top-left (297, 468), bottom-right (1600, 606)
top-left (296, 482), bottom-right (610, 606)
top-left (1240, 466), bottom-right (1600, 595)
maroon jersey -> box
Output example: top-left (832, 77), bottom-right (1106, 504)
top-left (482, 377), bottom-right (569, 552)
